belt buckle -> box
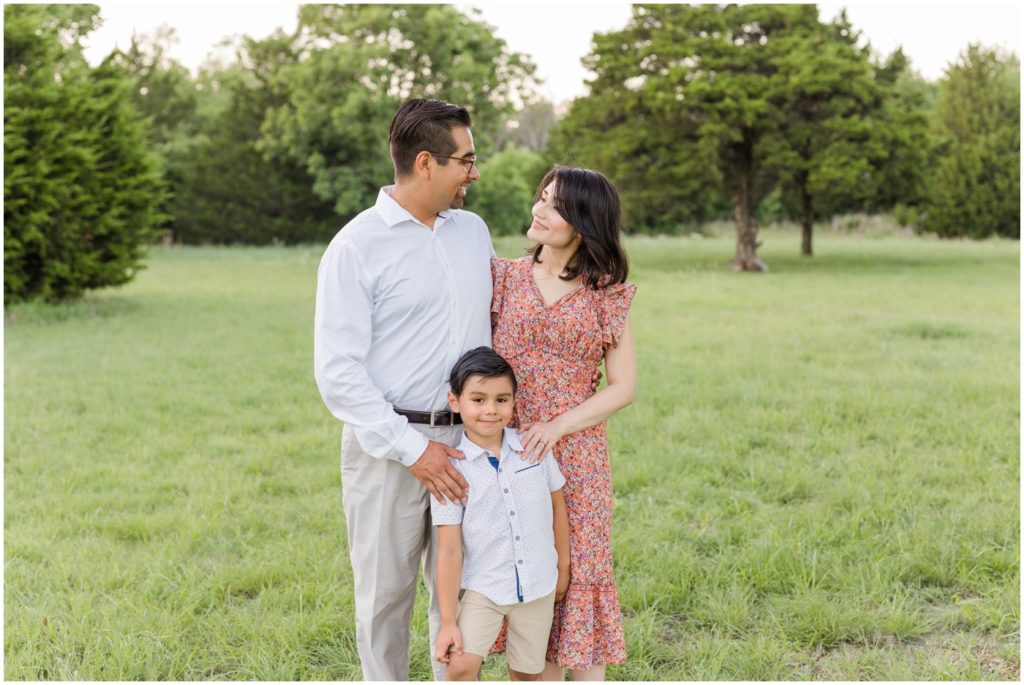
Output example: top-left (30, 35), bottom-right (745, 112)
top-left (430, 410), bottom-right (452, 428)
top-left (430, 410), bottom-right (439, 428)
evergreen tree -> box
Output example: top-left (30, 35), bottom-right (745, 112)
top-left (867, 50), bottom-right (933, 221)
top-left (551, 4), bottom-right (825, 268)
top-left (4, 4), bottom-right (163, 302)
top-left (926, 45), bottom-right (1020, 239)
top-left (548, 76), bottom-right (726, 234)
top-left (765, 21), bottom-right (929, 255)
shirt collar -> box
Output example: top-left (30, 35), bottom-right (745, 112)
top-left (458, 427), bottom-right (524, 461)
top-left (376, 185), bottom-right (453, 229)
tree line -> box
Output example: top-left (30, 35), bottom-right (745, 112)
top-left (4, 4), bottom-right (1019, 301)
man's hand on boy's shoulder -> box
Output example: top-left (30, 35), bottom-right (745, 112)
top-left (410, 440), bottom-right (468, 504)
top-left (434, 623), bottom-right (464, 664)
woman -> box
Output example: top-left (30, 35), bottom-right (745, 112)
top-left (490, 167), bottom-right (636, 680)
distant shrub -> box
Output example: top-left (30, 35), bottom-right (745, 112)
top-left (893, 203), bottom-right (921, 228)
top-left (464, 147), bottom-right (545, 235)
top-left (925, 45), bottom-right (1020, 239)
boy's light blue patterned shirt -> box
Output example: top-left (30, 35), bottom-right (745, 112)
top-left (431, 427), bottom-right (565, 605)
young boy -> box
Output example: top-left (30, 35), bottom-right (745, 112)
top-left (432, 347), bottom-right (570, 681)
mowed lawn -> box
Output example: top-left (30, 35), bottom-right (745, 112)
top-left (4, 231), bottom-right (1019, 680)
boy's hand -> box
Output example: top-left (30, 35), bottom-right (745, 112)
top-left (434, 623), bottom-right (464, 664)
top-left (556, 566), bottom-right (570, 602)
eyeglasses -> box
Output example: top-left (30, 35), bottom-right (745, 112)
top-left (427, 152), bottom-right (478, 172)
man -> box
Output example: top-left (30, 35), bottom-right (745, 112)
top-left (313, 98), bottom-right (493, 680)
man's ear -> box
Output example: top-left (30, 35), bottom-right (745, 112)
top-left (415, 150), bottom-right (434, 178)
top-left (447, 391), bottom-right (459, 412)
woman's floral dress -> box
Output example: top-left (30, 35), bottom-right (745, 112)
top-left (489, 256), bottom-right (636, 670)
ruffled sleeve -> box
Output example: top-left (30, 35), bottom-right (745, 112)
top-left (490, 257), bottom-right (512, 326)
top-left (599, 282), bottom-right (637, 348)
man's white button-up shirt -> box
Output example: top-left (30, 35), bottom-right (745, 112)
top-left (314, 186), bottom-right (494, 465)
top-left (431, 428), bottom-right (566, 605)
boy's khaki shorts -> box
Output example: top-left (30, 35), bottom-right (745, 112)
top-left (456, 589), bottom-right (556, 674)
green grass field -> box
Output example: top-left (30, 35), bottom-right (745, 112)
top-left (5, 229), bottom-right (1019, 680)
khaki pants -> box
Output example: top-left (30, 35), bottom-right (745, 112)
top-left (341, 423), bottom-right (463, 681)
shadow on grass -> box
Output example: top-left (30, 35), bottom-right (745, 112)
top-left (760, 252), bottom-right (1014, 276)
top-left (887, 322), bottom-right (971, 340)
top-left (5, 295), bottom-right (142, 327)
top-left (631, 242), bottom-right (1018, 276)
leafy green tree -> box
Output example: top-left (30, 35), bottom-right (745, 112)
top-left (171, 33), bottom-right (337, 244)
top-left (261, 4), bottom-right (536, 223)
top-left (465, 147), bottom-right (545, 235)
top-left (552, 4), bottom-right (830, 267)
top-left (548, 82), bottom-right (725, 234)
top-left (4, 4), bottom-right (163, 302)
top-left (103, 28), bottom-right (202, 242)
top-left (765, 20), bottom-right (929, 255)
top-left (867, 50), bottom-right (933, 221)
top-left (925, 45), bottom-right (1020, 239)
top-left (107, 28), bottom-right (199, 143)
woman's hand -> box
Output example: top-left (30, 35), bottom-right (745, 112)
top-left (517, 419), bottom-right (566, 462)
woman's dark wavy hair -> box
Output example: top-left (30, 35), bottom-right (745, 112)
top-left (529, 167), bottom-right (629, 289)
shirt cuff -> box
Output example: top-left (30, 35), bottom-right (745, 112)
top-left (392, 423), bottom-right (430, 466)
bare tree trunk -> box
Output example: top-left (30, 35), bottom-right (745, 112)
top-left (801, 186), bottom-right (813, 256)
top-left (730, 149), bottom-right (768, 272)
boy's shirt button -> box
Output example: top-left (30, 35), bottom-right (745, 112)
top-left (503, 488), bottom-right (509, 493)
top-left (510, 511), bottom-right (515, 516)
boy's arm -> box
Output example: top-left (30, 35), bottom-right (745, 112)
top-left (434, 524), bottom-right (465, 663)
top-left (551, 489), bottom-right (571, 601)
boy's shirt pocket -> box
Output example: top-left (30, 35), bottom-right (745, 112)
top-left (510, 459), bottom-right (553, 515)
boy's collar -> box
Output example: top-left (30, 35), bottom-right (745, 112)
top-left (458, 428), bottom-right (524, 461)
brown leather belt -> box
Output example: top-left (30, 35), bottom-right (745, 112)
top-left (394, 407), bottom-right (462, 427)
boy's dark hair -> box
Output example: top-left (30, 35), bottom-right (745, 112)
top-left (528, 166), bottom-right (629, 289)
top-left (389, 98), bottom-right (472, 178)
top-left (449, 346), bottom-right (517, 396)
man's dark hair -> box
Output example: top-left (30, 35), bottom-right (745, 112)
top-left (449, 346), bottom-right (517, 396)
top-left (389, 98), bottom-right (472, 177)
top-left (528, 166), bottom-right (630, 289)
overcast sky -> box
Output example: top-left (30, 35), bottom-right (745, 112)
top-left (81, 2), bottom-right (1022, 104)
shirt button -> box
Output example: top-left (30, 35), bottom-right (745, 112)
top-left (503, 488), bottom-right (509, 493)
top-left (515, 535), bottom-right (520, 540)
top-left (509, 511), bottom-right (515, 516)
top-left (517, 559), bottom-right (523, 564)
